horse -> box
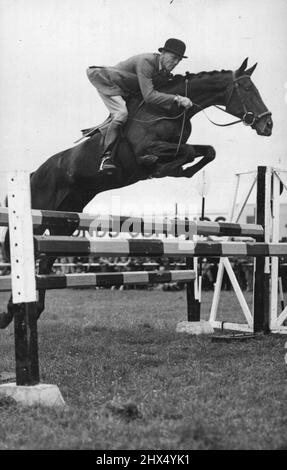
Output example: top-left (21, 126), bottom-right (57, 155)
top-left (0, 58), bottom-right (273, 328)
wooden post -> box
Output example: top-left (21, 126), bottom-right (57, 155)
top-left (253, 166), bottom-right (270, 333)
top-left (184, 213), bottom-right (200, 321)
top-left (14, 302), bottom-right (39, 385)
top-left (186, 256), bottom-right (200, 321)
top-left (188, 171), bottom-right (210, 322)
top-left (270, 171), bottom-right (280, 330)
top-left (7, 171), bottom-right (39, 385)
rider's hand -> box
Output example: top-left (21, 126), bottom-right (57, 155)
top-left (175, 95), bottom-right (193, 109)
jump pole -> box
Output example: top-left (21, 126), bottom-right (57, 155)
top-left (253, 166), bottom-right (271, 333)
top-left (208, 170), bottom-right (257, 333)
top-left (174, 200), bottom-right (200, 322)
top-left (270, 170), bottom-right (287, 332)
top-left (197, 170), bottom-right (209, 305)
top-left (210, 166), bottom-right (273, 334)
top-left (185, 171), bottom-right (210, 323)
top-left (209, 166), bottom-right (273, 334)
top-left (270, 171), bottom-right (280, 330)
top-left (7, 171), bottom-right (39, 385)
top-left (0, 171), bottom-right (65, 407)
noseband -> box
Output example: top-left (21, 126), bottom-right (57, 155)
top-left (224, 73), bottom-right (272, 127)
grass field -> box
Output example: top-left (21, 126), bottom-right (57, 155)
top-left (0, 287), bottom-right (286, 450)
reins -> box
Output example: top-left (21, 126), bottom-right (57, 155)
top-left (128, 72), bottom-right (271, 159)
top-left (130, 110), bottom-right (185, 123)
top-left (128, 76), bottom-right (242, 158)
top-left (128, 76), bottom-right (243, 158)
top-left (129, 73), bottom-right (272, 129)
top-left (78, 72), bottom-right (272, 151)
top-left (174, 78), bottom-right (188, 156)
top-left (129, 103), bottom-right (241, 126)
top-left (192, 103), bottom-right (243, 127)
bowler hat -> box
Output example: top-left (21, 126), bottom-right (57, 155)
top-left (158, 38), bottom-right (187, 59)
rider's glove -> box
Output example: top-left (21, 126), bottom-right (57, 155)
top-left (175, 95), bottom-right (193, 109)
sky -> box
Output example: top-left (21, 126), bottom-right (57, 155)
top-left (0, 0), bottom-right (286, 219)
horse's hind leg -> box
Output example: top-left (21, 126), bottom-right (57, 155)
top-left (35, 222), bottom-right (78, 319)
top-left (0, 227), bottom-right (36, 328)
top-left (36, 254), bottom-right (57, 320)
top-left (0, 296), bottom-right (15, 329)
top-left (0, 226), bottom-right (54, 329)
top-left (0, 201), bottom-right (79, 328)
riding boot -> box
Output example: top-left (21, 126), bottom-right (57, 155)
top-left (99, 121), bottom-right (122, 172)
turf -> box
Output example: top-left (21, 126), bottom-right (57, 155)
top-left (0, 288), bottom-right (286, 450)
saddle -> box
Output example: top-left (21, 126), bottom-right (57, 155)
top-left (74, 115), bottom-right (112, 143)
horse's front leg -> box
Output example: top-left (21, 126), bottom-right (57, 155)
top-left (150, 143), bottom-right (215, 178)
top-left (36, 219), bottom-right (76, 319)
top-left (176, 144), bottom-right (216, 178)
top-left (141, 141), bottom-right (193, 163)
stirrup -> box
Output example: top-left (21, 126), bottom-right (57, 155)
top-left (99, 153), bottom-right (116, 172)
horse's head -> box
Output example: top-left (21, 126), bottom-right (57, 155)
top-left (226, 58), bottom-right (273, 136)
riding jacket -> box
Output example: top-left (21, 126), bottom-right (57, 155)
top-left (87, 53), bottom-right (176, 111)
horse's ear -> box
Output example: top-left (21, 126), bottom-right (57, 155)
top-left (235, 58), bottom-right (248, 77)
top-left (245, 62), bottom-right (257, 76)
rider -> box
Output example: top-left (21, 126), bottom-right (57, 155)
top-left (86, 38), bottom-right (193, 172)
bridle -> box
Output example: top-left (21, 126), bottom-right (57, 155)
top-left (176, 73), bottom-right (271, 155)
top-left (223, 73), bottom-right (272, 126)
top-left (196, 73), bottom-right (272, 127)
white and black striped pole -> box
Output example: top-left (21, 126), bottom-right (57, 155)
top-left (7, 171), bottom-right (39, 385)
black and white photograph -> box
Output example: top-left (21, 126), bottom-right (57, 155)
top-left (0, 0), bottom-right (286, 452)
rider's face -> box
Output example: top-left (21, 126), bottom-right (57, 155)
top-left (160, 51), bottom-right (181, 72)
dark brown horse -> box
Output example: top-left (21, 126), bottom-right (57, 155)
top-left (0, 58), bottom-right (273, 328)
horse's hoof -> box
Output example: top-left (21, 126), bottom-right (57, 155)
top-left (0, 311), bottom-right (14, 329)
top-left (137, 155), bottom-right (159, 168)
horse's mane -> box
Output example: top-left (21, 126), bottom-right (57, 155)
top-left (163, 69), bottom-right (231, 89)
top-left (186, 69), bottom-right (231, 80)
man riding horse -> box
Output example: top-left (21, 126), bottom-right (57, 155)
top-left (0, 51), bottom-right (273, 329)
top-left (87, 38), bottom-right (193, 173)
